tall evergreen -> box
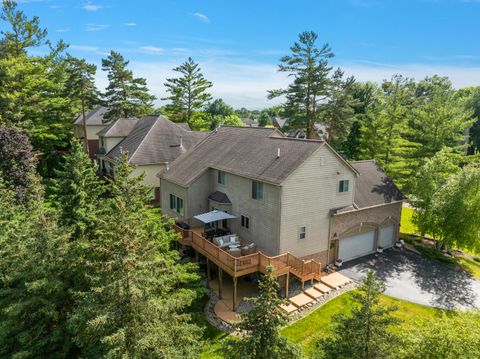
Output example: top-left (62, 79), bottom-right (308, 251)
top-left (222, 265), bottom-right (302, 359)
top-left (70, 154), bottom-right (202, 358)
top-left (269, 31), bottom-right (334, 139)
top-left (65, 56), bottom-right (99, 155)
top-left (102, 50), bottom-right (156, 120)
top-left (317, 271), bottom-right (401, 359)
top-left (163, 57), bottom-right (213, 124)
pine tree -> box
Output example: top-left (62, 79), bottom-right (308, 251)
top-left (269, 31), bottom-right (334, 139)
top-left (70, 154), bottom-right (203, 358)
top-left (65, 56), bottom-right (99, 155)
top-left (222, 265), bottom-right (302, 359)
top-left (102, 50), bottom-right (156, 120)
top-left (163, 57), bottom-right (213, 124)
top-left (318, 270), bottom-right (401, 359)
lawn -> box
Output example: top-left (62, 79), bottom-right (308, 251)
top-left (400, 206), bottom-right (418, 235)
top-left (200, 292), bottom-right (444, 358)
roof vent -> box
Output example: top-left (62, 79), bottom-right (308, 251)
top-left (119, 146), bottom-right (123, 154)
top-left (277, 148), bottom-right (281, 158)
top-left (179, 136), bottom-right (183, 149)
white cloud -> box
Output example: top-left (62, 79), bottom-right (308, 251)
top-left (82, 2), bottom-right (102, 11)
top-left (192, 12), bottom-right (210, 23)
top-left (123, 22), bottom-right (137, 26)
top-left (140, 46), bottom-right (164, 54)
top-left (85, 24), bottom-right (110, 32)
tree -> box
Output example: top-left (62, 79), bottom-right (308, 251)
top-left (0, 183), bottom-right (78, 358)
top-left (466, 87), bottom-right (480, 154)
top-left (64, 56), bottom-right (99, 155)
top-left (206, 98), bottom-right (235, 117)
top-left (318, 271), bottom-right (401, 359)
top-left (70, 154), bottom-right (202, 358)
top-left (222, 265), bottom-right (302, 359)
top-left (163, 57), bottom-right (213, 124)
top-left (102, 50), bottom-right (155, 120)
top-left (0, 125), bottom-right (41, 203)
top-left (258, 105), bottom-right (284, 127)
top-left (321, 68), bottom-right (357, 145)
top-left (269, 31), bottom-right (334, 139)
top-left (400, 310), bottom-right (480, 359)
top-left (428, 163), bottom-right (480, 252)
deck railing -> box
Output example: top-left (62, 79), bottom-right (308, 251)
top-left (173, 225), bottom-right (322, 280)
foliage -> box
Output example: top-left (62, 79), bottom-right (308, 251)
top-left (400, 311), bottom-right (480, 359)
top-left (70, 154), bottom-right (203, 358)
top-left (258, 106), bottom-right (284, 127)
top-left (0, 124), bottom-right (41, 203)
top-left (102, 50), bottom-right (155, 120)
top-left (206, 99), bottom-right (235, 117)
top-left (317, 271), bottom-right (401, 359)
top-left (221, 265), bottom-right (302, 359)
top-left (163, 57), bottom-right (213, 124)
top-left (269, 31), bottom-right (334, 139)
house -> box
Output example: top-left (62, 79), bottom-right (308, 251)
top-left (272, 116), bottom-right (287, 129)
top-left (240, 117), bottom-right (259, 127)
top-left (160, 126), bottom-right (405, 266)
top-left (101, 115), bottom-right (208, 203)
top-left (73, 106), bottom-right (110, 158)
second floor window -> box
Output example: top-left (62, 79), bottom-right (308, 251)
top-left (218, 170), bottom-right (225, 185)
top-left (252, 181), bottom-right (263, 200)
top-left (241, 215), bottom-right (250, 229)
top-left (169, 194), bottom-right (184, 216)
top-left (299, 226), bottom-right (306, 239)
top-left (339, 180), bottom-right (349, 193)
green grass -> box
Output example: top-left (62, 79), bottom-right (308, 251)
top-left (400, 206), bottom-right (418, 235)
top-left (281, 292), bottom-right (443, 358)
top-left (458, 257), bottom-right (480, 280)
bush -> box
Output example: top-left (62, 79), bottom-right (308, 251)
top-left (413, 245), bottom-right (457, 265)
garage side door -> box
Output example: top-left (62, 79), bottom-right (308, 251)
top-left (338, 230), bottom-right (375, 262)
top-left (379, 225), bottom-right (395, 248)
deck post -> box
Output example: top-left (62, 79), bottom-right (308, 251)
top-left (285, 272), bottom-right (289, 299)
top-left (233, 276), bottom-right (237, 311)
top-left (301, 279), bottom-right (305, 290)
top-left (218, 268), bottom-right (223, 300)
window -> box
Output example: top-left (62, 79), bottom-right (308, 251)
top-left (217, 170), bottom-right (226, 185)
top-left (252, 181), bottom-right (263, 200)
top-left (339, 180), bottom-right (349, 193)
top-left (169, 194), bottom-right (184, 216)
top-left (241, 215), bottom-right (250, 229)
top-left (299, 226), bottom-right (306, 240)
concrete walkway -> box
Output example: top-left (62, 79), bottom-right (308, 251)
top-left (339, 248), bottom-right (480, 310)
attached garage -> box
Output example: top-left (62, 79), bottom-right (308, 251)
top-left (379, 224), bottom-right (395, 248)
top-left (338, 230), bottom-right (376, 262)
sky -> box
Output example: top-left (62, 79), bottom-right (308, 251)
top-left (12, 0), bottom-right (480, 109)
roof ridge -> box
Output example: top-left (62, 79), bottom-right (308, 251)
top-left (269, 136), bottom-right (324, 143)
top-left (350, 159), bottom-right (376, 163)
top-left (128, 116), bottom-right (161, 163)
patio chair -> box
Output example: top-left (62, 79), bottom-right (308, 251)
top-left (241, 243), bottom-right (257, 256)
top-left (228, 247), bottom-right (241, 257)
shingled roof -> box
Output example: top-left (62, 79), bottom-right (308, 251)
top-left (105, 116), bottom-right (209, 165)
top-left (74, 106), bottom-right (109, 125)
top-left (350, 160), bottom-right (406, 208)
top-left (97, 118), bottom-right (139, 137)
top-left (160, 126), bottom-right (329, 186)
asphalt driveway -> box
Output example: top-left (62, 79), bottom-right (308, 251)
top-left (339, 248), bottom-right (480, 310)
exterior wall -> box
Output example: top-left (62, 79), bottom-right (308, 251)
top-left (329, 201), bottom-right (403, 264)
top-left (74, 124), bottom-right (107, 141)
top-left (87, 140), bottom-right (99, 158)
top-left (188, 170), bottom-right (213, 227)
top-left (160, 178), bottom-right (189, 221)
top-left (209, 169), bottom-right (282, 255)
top-left (102, 137), bottom-right (123, 153)
top-left (131, 164), bottom-right (165, 188)
top-left (279, 145), bottom-right (356, 260)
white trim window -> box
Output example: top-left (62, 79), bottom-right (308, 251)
top-left (339, 180), bottom-right (349, 193)
top-left (169, 194), bottom-right (184, 216)
top-left (251, 181), bottom-right (263, 200)
top-left (217, 170), bottom-right (226, 185)
top-left (299, 226), bottom-right (306, 240)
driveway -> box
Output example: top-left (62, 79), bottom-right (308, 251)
top-left (339, 248), bottom-right (480, 310)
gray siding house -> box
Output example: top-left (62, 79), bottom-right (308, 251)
top-left (160, 126), bottom-right (405, 266)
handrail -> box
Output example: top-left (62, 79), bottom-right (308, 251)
top-left (172, 225), bottom-right (322, 279)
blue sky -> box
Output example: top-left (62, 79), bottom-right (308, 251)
top-left (14, 0), bottom-right (480, 108)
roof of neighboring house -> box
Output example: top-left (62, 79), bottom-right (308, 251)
top-left (350, 160), bottom-right (406, 208)
top-left (160, 126), bottom-right (331, 186)
top-left (175, 122), bottom-right (191, 131)
top-left (208, 191), bottom-right (232, 204)
top-left (241, 118), bottom-right (259, 127)
top-left (74, 106), bottom-right (109, 125)
top-left (272, 117), bottom-right (287, 129)
top-left (97, 118), bottom-right (139, 137)
top-left (104, 115), bottom-right (209, 165)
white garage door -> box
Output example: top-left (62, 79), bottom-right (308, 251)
top-left (338, 230), bottom-right (375, 262)
top-left (379, 225), bottom-right (395, 248)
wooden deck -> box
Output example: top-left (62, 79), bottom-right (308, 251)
top-left (174, 225), bottom-right (322, 282)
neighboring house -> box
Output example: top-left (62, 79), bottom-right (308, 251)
top-left (102, 115), bottom-right (209, 204)
top-left (73, 106), bottom-right (110, 158)
top-left (240, 117), bottom-right (259, 127)
top-left (287, 123), bottom-right (329, 141)
top-left (272, 116), bottom-right (287, 129)
top-left (160, 126), bottom-right (405, 266)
